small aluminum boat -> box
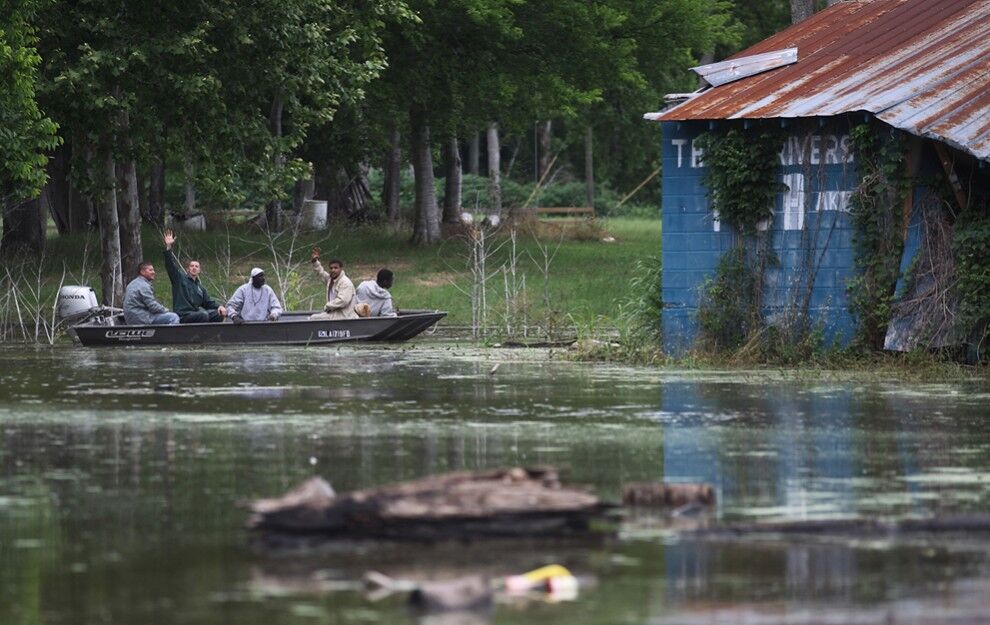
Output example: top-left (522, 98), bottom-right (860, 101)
top-left (71, 310), bottom-right (446, 347)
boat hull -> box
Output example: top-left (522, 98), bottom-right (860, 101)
top-left (72, 311), bottom-right (446, 347)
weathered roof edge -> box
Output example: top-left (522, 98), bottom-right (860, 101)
top-left (644, 0), bottom-right (990, 163)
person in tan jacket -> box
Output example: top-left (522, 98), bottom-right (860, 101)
top-left (309, 247), bottom-right (357, 320)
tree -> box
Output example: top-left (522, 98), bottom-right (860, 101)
top-left (789, 0), bottom-right (814, 23)
top-left (1, 0), bottom-right (60, 253)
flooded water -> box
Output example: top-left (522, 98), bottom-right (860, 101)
top-left (2, 344), bottom-right (990, 624)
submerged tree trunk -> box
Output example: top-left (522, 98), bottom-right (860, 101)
top-left (383, 128), bottom-right (402, 223)
top-left (538, 120), bottom-right (553, 180)
top-left (148, 154), bottom-right (166, 226)
top-left (97, 151), bottom-right (123, 306)
top-left (585, 126), bottom-right (594, 210)
top-left (266, 95), bottom-right (285, 232)
top-left (409, 113), bottom-right (441, 245)
top-left (1, 198), bottom-right (46, 254)
top-left (468, 131), bottom-right (480, 175)
top-left (116, 158), bottom-right (142, 282)
top-left (442, 134), bottom-right (462, 223)
top-left (486, 122), bottom-right (502, 216)
top-left (789, 0), bottom-right (814, 23)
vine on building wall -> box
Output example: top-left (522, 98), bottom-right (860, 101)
top-left (846, 122), bottom-right (909, 350)
top-left (696, 128), bottom-right (786, 234)
top-left (694, 126), bottom-right (784, 352)
top-left (953, 200), bottom-right (990, 360)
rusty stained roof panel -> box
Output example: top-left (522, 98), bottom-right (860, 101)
top-left (653, 0), bottom-right (990, 162)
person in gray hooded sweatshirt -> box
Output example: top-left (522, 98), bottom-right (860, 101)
top-left (355, 269), bottom-right (397, 317)
top-left (226, 268), bottom-right (283, 322)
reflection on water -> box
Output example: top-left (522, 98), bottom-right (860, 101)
top-left (1, 345), bottom-right (990, 624)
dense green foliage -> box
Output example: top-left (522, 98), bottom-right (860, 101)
top-left (696, 247), bottom-right (757, 350)
top-left (0, 0), bottom-right (59, 205)
top-left (846, 122), bottom-right (908, 349)
top-left (690, 125), bottom-right (783, 353)
top-left (695, 127), bottom-right (785, 234)
top-left (953, 203), bottom-right (990, 358)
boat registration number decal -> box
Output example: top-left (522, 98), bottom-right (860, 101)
top-left (317, 329), bottom-right (350, 339)
top-left (105, 329), bottom-right (156, 340)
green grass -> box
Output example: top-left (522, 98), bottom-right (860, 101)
top-left (7, 217), bottom-right (660, 331)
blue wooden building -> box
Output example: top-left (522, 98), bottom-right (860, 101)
top-left (645, 0), bottom-right (990, 354)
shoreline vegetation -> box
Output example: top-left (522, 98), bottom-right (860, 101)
top-left (1, 214), bottom-right (985, 379)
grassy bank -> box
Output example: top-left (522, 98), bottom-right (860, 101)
top-left (2, 217), bottom-right (660, 336)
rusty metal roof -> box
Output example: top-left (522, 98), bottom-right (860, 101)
top-left (650, 0), bottom-right (990, 162)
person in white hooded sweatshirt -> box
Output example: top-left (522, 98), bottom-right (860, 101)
top-left (355, 269), bottom-right (397, 317)
top-left (226, 268), bottom-right (283, 322)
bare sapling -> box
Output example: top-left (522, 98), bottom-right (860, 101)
top-left (443, 213), bottom-right (508, 339)
top-left (526, 225), bottom-right (565, 339)
top-left (259, 212), bottom-right (331, 311)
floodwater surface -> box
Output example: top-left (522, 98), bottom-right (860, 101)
top-left (2, 344), bottom-right (990, 624)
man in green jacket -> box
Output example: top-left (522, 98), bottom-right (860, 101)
top-left (164, 230), bottom-right (227, 323)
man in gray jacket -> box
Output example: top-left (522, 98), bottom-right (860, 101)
top-left (123, 261), bottom-right (180, 325)
top-left (355, 269), bottom-right (397, 317)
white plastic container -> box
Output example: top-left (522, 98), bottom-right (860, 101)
top-left (301, 199), bottom-right (328, 230)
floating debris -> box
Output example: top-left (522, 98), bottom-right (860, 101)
top-left (247, 467), bottom-right (613, 540)
top-left (621, 482), bottom-right (716, 508)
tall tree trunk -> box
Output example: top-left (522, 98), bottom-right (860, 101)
top-left (442, 134), bottom-right (462, 224)
top-left (45, 141), bottom-right (88, 234)
top-left (266, 94), bottom-right (285, 232)
top-left (383, 128), bottom-right (402, 223)
top-left (486, 122), bottom-right (502, 216)
top-left (585, 126), bottom-right (594, 210)
top-left (115, 106), bottom-right (142, 280)
top-left (1, 198), bottom-right (46, 254)
top-left (293, 178), bottom-right (314, 212)
top-left (97, 151), bottom-right (123, 306)
top-left (116, 159), bottom-right (142, 282)
top-left (789, 0), bottom-right (814, 23)
top-left (137, 166), bottom-right (149, 224)
top-left (148, 154), bottom-right (166, 226)
top-left (467, 131), bottom-right (480, 175)
top-left (183, 161), bottom-right (196, 214)
top-left (538, 120), bottom-right (552, 180)
top-left (409, 113), bottom-right (440, 245)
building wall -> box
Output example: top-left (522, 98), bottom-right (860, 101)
top-left (660, 119), bottom-right (860, 353)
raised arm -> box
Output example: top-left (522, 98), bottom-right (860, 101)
top-left (310, 247), bottom-right (330, 283)
top-left (163, 230), bottom-right (183, 283)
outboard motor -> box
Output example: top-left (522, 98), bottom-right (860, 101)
top-left (56, 286), bottom-right (124, 344)
top-left (56, 286), bottom-right (100, 325)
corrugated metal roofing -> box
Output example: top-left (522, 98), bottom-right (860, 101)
top-left (651, 0), bottom-right (990, 162)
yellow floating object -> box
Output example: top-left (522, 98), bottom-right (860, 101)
top-left (520, 564), bottom-right (572, 583)
top-left (504, 564), bottom-right (576, 593)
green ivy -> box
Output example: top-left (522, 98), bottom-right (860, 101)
top-left (693, 126), bottom-right (783, 352)
top-left (697, 247), bottom-right (757, 350)
top-left (696, 127), bottom-right (785, 235)
top-left (953, 202), bottom-right (990, 359)
top-left (846, 122), bottom-right (909, 350)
